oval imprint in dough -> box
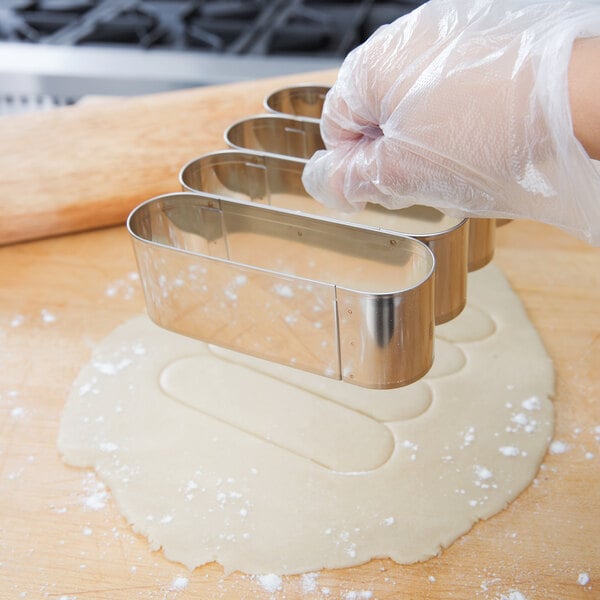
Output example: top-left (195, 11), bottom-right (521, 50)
top-left (208, 344), bottom-right (433, 423)
top-left (426, 339), bottom-right (467, 378)
top-left (436, 304), bottom-right (496, 342)
top-left (160, 355), bottom-right (396, 473)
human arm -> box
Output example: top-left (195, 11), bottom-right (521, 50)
top-left (569, 36), bottom-right (600, 160)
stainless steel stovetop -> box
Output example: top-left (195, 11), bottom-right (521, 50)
top-left (0, 0), bottom-right (426, 115)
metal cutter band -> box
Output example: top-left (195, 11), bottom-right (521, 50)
top-left (181, 149), bottom-right (468, 324)
top-left (128, 192), bottom-right (435, 389)
top-left (264, 84), bottom-right (330, 120)
top-left (233, 87), bottom-right (497, 272)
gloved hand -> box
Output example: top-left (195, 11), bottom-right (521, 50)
top-left (302, 0), bottom-right (600, 245)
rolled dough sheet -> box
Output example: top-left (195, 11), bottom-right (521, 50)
top-left (58, 263), bottom-right (554, 575)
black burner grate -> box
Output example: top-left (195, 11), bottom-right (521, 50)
top-left (1, 0), bottom-right (427, 56)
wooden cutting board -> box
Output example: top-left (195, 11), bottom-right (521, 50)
top-left (0, 71), bottom-right (599, 600)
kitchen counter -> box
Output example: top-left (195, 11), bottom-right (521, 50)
top-left (0, 70), bottom-right (598, 599)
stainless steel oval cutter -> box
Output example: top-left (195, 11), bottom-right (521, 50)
top-left (226, 106), bottom-right (496, 273)
top-left (181, 149), bottom-right (468, 324)
top-left (128, 192), bottom-right (435, 389)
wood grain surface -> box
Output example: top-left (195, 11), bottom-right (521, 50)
top-left (0, 71), bottom-right (599, 600)
top-left (0, 69), bottom-right (337, 246)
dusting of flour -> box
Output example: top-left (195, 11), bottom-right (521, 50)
top-left (58, 263), bottom-right (555, 575)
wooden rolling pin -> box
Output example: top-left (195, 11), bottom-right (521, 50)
top-left (0, 70), bottom-right (337, 246)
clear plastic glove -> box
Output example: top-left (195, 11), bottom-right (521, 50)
top-left (302, 0), bottom-right (600, 245)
